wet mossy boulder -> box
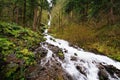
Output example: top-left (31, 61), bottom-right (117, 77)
top-left (58, 51), bottom-right (64, 60)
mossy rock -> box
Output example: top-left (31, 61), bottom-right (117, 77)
top-left (58, 51), bottom-right (64, 60)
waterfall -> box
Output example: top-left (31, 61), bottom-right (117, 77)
top-left (40, 0), bottom-right (120, 80)
top-left (47, 0), bottom-right (52, 26)
top-left (42, 35), bottom-right (120, 80)
top-left (44, 0), bottom-right (52, 34)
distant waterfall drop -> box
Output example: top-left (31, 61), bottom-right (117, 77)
top-left (47, 0), bottom-right (52, 26)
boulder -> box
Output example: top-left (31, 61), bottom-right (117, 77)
top-left (76, 66), bottom-right (86, 76)
top-left (71, 56), bottom-right (77, 61)
top-left (98, 64), bottom-right (109, 80)
top-left (104, 65), bottom-right (120, 78)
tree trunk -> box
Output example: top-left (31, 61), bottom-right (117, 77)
top-left (13, 2), bottom-right (17, 22)
top-left (23, 0), bottom-right (26, 26)
top-left (16, 7), bottom-right (19, 24)
top-left (36, 6), bottom-right (43, 31)
top-left (39, 6), bottom-right (43, 25)
top-left (33, 7), bottom-right (38, 31)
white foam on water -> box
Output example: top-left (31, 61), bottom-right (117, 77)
top-left (41, 34), bottom-right (120, 80)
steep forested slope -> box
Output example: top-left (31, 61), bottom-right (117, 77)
top-left (0, 22), bottom-right (44, 79)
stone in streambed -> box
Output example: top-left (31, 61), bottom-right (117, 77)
top-left (98, 64), bottom-right (120, 80)
top-left (50, 37), bottom-right (56, 42)
top-left (46, 43), bottom-right (65, 60)
top-left (71, 56), bottom-right (77, 61)
top-left (98, 64), bottom-right (109, 80)
top-left (34, 47), bottom-right (48, 57)
top-left (104, 65), bottom-right (120, 78)
top-left (74, 53), bottom-right (78, 56)
top-left (76, 66), bottom-right (86, 76)
top-left (63, 48), bottom-right (68, 53)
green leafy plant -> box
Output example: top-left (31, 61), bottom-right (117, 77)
top-left (0, 22), bottom-right (44, 79)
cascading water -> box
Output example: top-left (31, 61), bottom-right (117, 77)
top-left (40, 0), bottom-right (120, 80)
top-left (42, 34), bottom-right (120, 80)
top-left (47, 0), bottom-right (52, 26)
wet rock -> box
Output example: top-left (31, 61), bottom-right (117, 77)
top-left (104, 65), bottom-right (120, 78)
top-left (98, 64), bottom-right (120, 80)
top-left (64, 48), bottom-right (68, 53)
top-left (76, 66), bottom-right (86, 76)
top-left (26, 60), bottom-right (71, 80)
top-left (40, 66), bottom-right (46, 71)
top-left (69, 43), bottom-right (81, 50)
top-left (46, 43), bottom-right (65, 60)
top-left (65, 73), bottom-right (74, 80)
top-left (28, 41), bottom-right (67, 80)
top-left (35, 47), bottom-right (48, 56)
top-left (80, 59), bottom-right (85, 63)
top-left (98, 64), bottom-right (109, 80)
top-left (50, 37), bottom-right (56, 42)
top-left (71, 56), bottom-right (77, 61)
top-left (28, 45), bottom-right (67, 80)
top-left (74, 53), bottom-right (78, 56)
top-left (52, 54), bottom-right (55, 58)
top-left (56, 62), bottom-right (61, 66)
top-left (47, 43), bottom-right (60, 53)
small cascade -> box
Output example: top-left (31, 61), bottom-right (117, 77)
top-left (47, 12), bottom-right (52, 26)
top-left (47, 0), bottom-right (52, 26)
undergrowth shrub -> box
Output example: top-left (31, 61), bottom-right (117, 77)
top-left (0, 21), bottom-right (44, 79)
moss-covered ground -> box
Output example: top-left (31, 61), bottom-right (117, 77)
top-left (0, 22), bottom-right (45, 80)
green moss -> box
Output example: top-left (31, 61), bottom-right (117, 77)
top-left (0, 21), bottom-right (44, 79)
top-left (58, 52), bottom-right (64, 57)
top-left (58, 51), bottom-right (64, 59)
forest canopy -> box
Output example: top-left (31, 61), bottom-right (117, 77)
top-left (63, 0), bottom-right (120, 24)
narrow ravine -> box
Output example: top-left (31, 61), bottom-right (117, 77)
top-left (39, 0), bottom-right (120, 80)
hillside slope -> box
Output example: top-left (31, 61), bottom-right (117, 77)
top-left (0, 22), bottom-right (44, 79)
